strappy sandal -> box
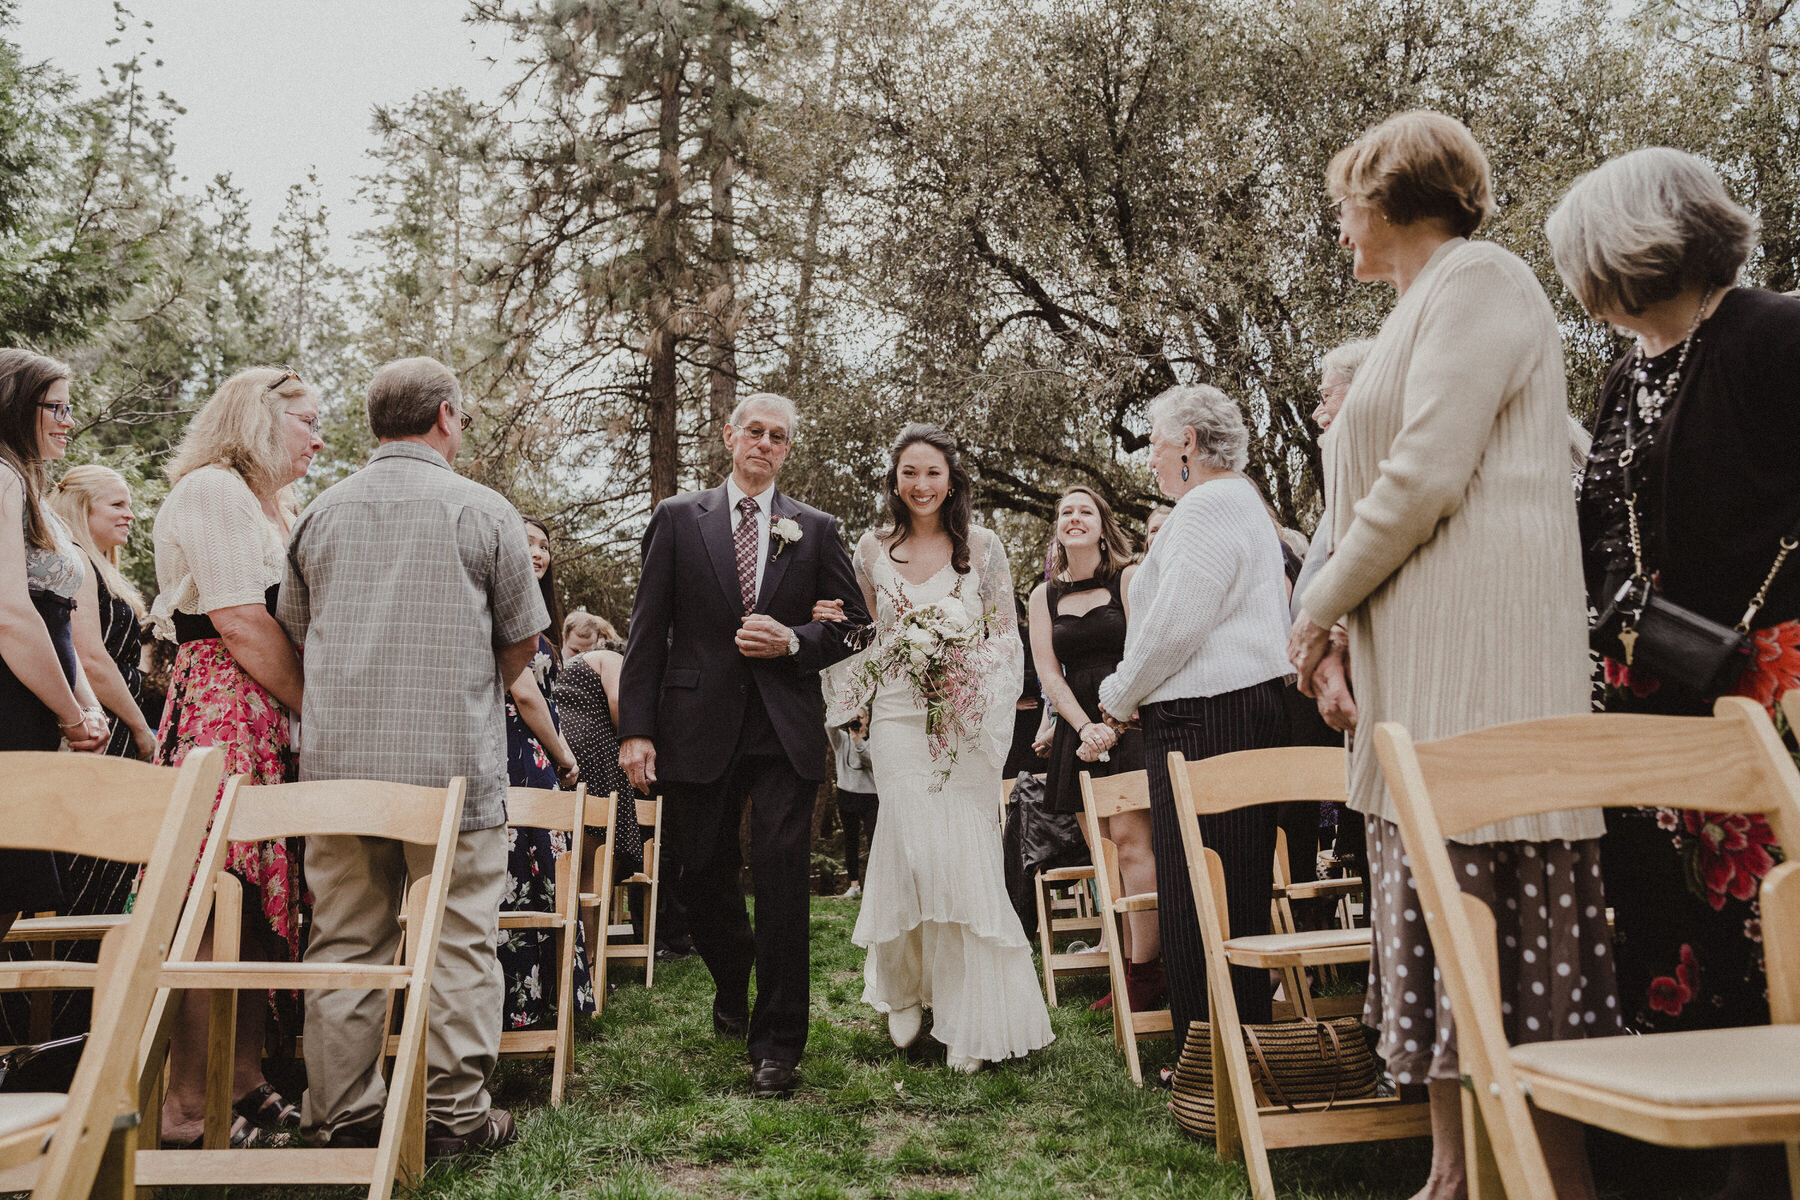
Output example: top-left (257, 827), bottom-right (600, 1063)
top-left (234, 1082), bottom-right (302, 1130)
top-left (161, 1114), bottom-right (294, 1150)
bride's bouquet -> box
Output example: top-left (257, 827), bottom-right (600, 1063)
top-left (851, 591), bottom-right (999, 782)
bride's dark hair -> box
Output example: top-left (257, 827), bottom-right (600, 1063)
top-left (882, 423), bottom-right (973, 574)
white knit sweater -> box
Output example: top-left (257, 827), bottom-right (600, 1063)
top-left (1098, 476), bottom-right (1293, 716)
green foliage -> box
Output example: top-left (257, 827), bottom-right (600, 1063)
top-left (8, 0), bottom-right (1800, 606)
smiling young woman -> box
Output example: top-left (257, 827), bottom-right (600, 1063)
top-left (0, 349), bottom-right (110, 946)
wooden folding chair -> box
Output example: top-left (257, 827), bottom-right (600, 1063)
top-left (1079, 768), bottom-right (1170, 1084)
top-left (581, 793), bottom-right (660, 1006)
top-left (0, 748), bottom-right (221, 1200)
top-left (133, 774), bottom-right (466, 1197)
top-left (495, 785), bottom-right (586, 1105)
top-left (1169, 745), bottom-right (1429, 1199)
top-left (1012, 773), bottom-right (1104, 1006)
top-left (1268, 829), bottom-right (1364, 1022)
top-left (1782, 688), bottom-right (1799, 744)
top-left (1376, 695), bottom-right (1800, 1200)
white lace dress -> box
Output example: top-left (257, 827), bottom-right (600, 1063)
top-left (828, 526), bottom-right (1053, 1063)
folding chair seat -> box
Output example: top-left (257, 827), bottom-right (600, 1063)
top-left (133, 774), bottom-right (467, 1197)
top-left (1079, 767), bottom-right (1170, 1084)
top-left (0, 748), bottom-right (221, 1199)
top-left (581, 794), bottom-right (660, 1006)
top-left (1375, 695), bottom-right (1800, 1200)
top-left (1169, 745), bottom-right (1430, 1199)
top-left (494, 785), bottom-right (586, 1104)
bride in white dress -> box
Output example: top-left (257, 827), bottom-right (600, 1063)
top-left (824, 424), bottom-right (1053, 1072)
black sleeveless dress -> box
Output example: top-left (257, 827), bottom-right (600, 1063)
top-left (1043, 575), bottom-right (1145, 815)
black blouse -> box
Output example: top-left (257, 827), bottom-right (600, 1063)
top-left (1577, 288), bottom-right (1800, 631)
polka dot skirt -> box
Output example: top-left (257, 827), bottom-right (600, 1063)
top-left (1363, 817), bottom-right (1622, 1085)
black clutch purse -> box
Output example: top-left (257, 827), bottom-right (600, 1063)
top-left (1592, 351), bottom-right (1799, 698)
top-left (1592, 575), bottom-right (1753, 697)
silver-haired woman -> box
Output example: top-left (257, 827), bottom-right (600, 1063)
top-left (1097, 383), bottom-right (1294, 1057)
top-left (1550, 147), bottom-right (1800, 1199)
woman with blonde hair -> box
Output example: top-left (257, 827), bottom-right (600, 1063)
top-left (150, 365), bottom-right (321, 1150)
top-left (51, 465), bottom-right (154, 760)
top-left (1287, 111), bottom-right (1617, 1200)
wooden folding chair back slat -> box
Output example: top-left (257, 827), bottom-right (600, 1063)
top-left (1079, 769), bottom-right (1169, 1085)
top-left (1168, 746), bottom-right (1427, 1200)
top-left (580, 794), bottom-right (660, 1009)
top-left (494, 784), bottom-right (585, 1105)
top-left (1782, 689), bottom-right (1800, 747)
top-left (0, 748), bottom-right (222, 1200)
top-left (1373, 696), bottom-right (1800, 1200)
top-left (135, 774), bottom-right (466, 1200)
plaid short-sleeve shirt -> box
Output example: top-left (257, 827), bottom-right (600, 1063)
top-left (279, 442), bottom-right (548, 829)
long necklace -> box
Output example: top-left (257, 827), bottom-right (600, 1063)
top-left (1627, 288), bottom-right (1714, 426)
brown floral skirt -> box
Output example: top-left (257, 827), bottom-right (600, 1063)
top-left (1363, 817), bottom-right (1622, 1084)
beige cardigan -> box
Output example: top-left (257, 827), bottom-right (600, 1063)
top-left (1301, 238), bottom-right (1600, 844)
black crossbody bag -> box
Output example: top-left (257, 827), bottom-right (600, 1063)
top-left (1590, 402), bottom-right (1800, 696)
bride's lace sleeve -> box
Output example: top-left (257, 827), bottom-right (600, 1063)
top-left (971, 526), bottom-right (1025, 770)
top-left (822, 530), bottom-right (883, 727)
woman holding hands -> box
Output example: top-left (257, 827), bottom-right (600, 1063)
top-left (0, 351), bottom-right (108, 938)
top-left (1027, 486), bottom-right (1157, 1012)
top-left (1287, 111), bottom-right (1617, 1200)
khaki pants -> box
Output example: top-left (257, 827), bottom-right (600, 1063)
top-left (300, 825), bottom-right (506, 1139)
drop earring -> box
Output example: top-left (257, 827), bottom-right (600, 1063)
top-left (1180, 453), bottom-right (1190, 484)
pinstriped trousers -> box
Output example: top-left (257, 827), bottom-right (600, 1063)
top-left (1141, 678), bottom-right (1291, 1053)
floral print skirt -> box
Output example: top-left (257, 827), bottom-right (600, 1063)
top-left (499, 694), bottom-right (596, 1029)
top-left (153, 638), bottom-right (303, 958)
top-left (1599, 619), bottom-right (1800, 1032)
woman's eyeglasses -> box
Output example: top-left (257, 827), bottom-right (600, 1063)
top-left (36, 401), bottom-right (74, 423)
top-left (286, 411), bottom-right (322, 437)
top-left (265, 366), bottom-right (303, 392)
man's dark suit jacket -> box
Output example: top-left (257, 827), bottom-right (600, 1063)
top-left (618, 484), bottom-right (871, 784)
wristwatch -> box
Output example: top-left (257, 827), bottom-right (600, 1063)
top-left (786, 631), bottom-right (800, 656)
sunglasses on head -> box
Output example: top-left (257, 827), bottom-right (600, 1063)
top-left (265, 366), bottom-right (303, 392)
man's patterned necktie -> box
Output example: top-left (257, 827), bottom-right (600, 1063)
top-left (734, 495), bottom-right (759, 613)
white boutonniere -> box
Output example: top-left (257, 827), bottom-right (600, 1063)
top-left (771, 516), bottom-right (803, 558)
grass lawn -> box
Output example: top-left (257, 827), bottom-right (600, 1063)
top-left (163, 895), bottom-right (1441, 1200)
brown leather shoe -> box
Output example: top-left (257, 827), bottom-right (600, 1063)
top-left (424, 1107), bottom-right (516, 1161)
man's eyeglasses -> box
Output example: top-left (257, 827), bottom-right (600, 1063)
top-left (736, 424), bottom-right (790, 447)
top-left (286, 411), bottom-right (322, 437)
top-left (37, 401), bottom-right (74, 423)
top-left (454, 407), bottom-right (474, 432)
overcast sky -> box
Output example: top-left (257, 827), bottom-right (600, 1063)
top-left (15, 0), bottom-right (518, 253)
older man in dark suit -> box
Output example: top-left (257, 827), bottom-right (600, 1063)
top-left (618, 391), bottom-right (870, 1097)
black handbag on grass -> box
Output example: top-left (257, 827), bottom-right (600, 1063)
top-left (1168, 1017), bottom-right (1378, 1139)
top-left (0, 1034), bottom-right (85, 1094)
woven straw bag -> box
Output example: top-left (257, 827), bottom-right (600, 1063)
top-left (1169, 1017), bottom-right (1378, 1139)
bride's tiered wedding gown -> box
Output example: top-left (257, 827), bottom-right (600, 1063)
top-left (829, 526), bottom-right (1053, 1065)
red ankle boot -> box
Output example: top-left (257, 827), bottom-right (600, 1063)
top-left (1125, 958), bottom-right (1166, 1011)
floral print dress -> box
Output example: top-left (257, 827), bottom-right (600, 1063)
top-left (1599, 626), bottom-right (1800, 1031)
top-left (499, 635), bottom-right (596, 1028)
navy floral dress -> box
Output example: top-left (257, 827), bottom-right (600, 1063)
top-left (499, 636), bottom-right (596, 1028)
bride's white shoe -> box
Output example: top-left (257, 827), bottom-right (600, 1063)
top-left (945, 1053), bottom-right (983, 1074)
top-left (888, 1005), bottom-right (923, 1049)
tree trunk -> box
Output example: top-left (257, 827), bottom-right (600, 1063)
top-left (706, 36), bottom-right (739, 484)
top-left (647, 35), bottom-right (684, 506)
top-left (786, 28), bottom-right (847, 387)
